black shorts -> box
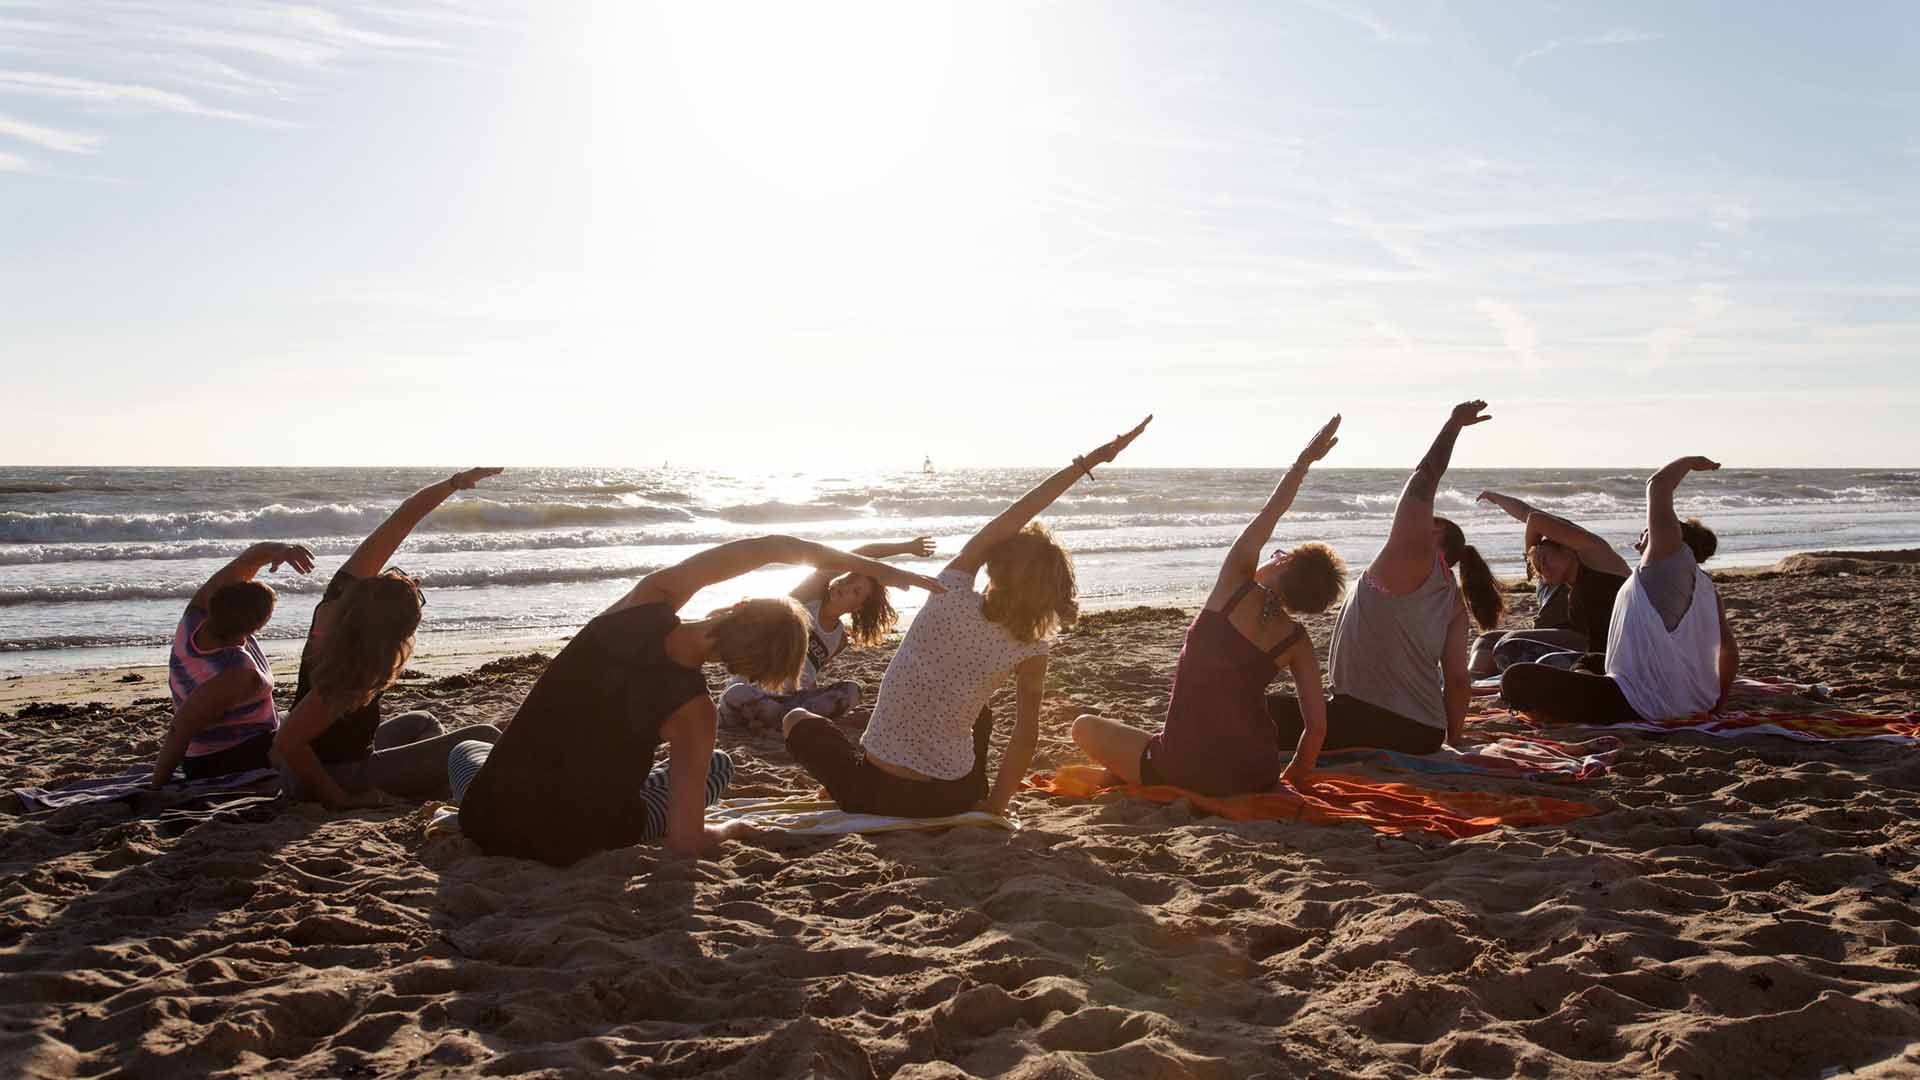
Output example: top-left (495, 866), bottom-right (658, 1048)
top-left (182, 728), bottom-right (276, 781)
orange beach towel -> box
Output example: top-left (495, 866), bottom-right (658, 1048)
top-left (1028, 764), bottom-right (1601, 840)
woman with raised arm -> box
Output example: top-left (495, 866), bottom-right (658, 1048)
top-left (717, 535), bottom-right (938, 731)
top-left (1502, 457), bottom-right (1737, 725)
top-left (272, 468), bottom-right (508, 809)
top-left (1317, 402), bottom-right (1503, 753)
top-left (153, 542), bottom-right (315, 786)
top-left (450, 537), bottom-right (943, 865)
top-left (785, 416), bottom-right (1152, 819)
top-left (1072, 417), bottom-right (1347, 793)
top-left (1468, 490), bottom-right (1631, 675)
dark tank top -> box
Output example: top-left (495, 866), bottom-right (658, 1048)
top-left (459, 603), bottom-right (710, 866)
top-left (292, 570), bottom-right (383, 763)
top-left (1568, 565), bottom-right (1629, 648)
top-left (1144, 581), bottom-right (1307, 796)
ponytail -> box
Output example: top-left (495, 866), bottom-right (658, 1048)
top-left (1436, 517), bottom-right (1506, 631)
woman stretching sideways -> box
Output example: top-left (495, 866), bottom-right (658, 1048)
top-left (1072, 416), bottom-right (1347, 793)
top-left (717, 535), bottom-right (937, 731)
top-left (1502, 457), bottom-right (1737, 724)
top-left (1315, 402), bottom-right (1505, 753)
top-left (452, 537), bottom-right (943, 864)
top-left (1469, 490), bottom-right (1630, 675)
top-left (272, 469), bottom-right (508, 809)
top-left (153, 542), bottom-right (315, 786)
top-left (785, 417), bottom-right (1152, 819)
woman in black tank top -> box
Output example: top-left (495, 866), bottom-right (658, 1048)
top-left (1471, 490), bottom-right (1633, 675)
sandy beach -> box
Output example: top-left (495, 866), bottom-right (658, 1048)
top-left (4, 552), bottom-right (1919, 1078)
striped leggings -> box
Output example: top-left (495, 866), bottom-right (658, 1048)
top-left (446, 740), bottom-right (735, 842)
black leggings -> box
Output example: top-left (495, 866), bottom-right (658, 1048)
top-left (1267, 693), bottom-right (1445, 755)
top-left (1501, 663), bottom-right (1646, 725)
top-left (786, 707), bottom-right (993, 818)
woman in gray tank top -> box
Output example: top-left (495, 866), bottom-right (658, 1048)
top-left (1267, 402), bottom-right (1505, 755)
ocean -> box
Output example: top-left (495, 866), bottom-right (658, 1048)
top-left (5, 465), bottom-right (1919, 676)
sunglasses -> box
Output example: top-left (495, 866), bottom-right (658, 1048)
top-left (383, 567), bottom-right (426, 608)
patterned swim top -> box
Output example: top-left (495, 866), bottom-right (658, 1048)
top-left (168, 606), bottom-right (279, 756)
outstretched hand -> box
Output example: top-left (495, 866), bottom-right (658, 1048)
top-left (268, 543), bottom-right (316, 574)
top-left (1448, 401), bottom-right (1492, 428)
top-left (448, 467), bottom-right (504, 491)
top-left (1296, 414), bottom-right (1341, 467)
top-left (1680, 456), bottom-right (1722, 472)
top-left (1083, 415), bottom-right (1153, 470)
top-left (884, 567), bottom-right (947, 595)
top-left (902, 536), bottom-right (936, 558)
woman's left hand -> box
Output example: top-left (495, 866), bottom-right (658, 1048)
top-left (1295, 414), bottom-right (1341, 466)
top-left (448, 467), bottom-right (504, 490)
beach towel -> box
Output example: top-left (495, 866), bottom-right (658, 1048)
top-left (1312, 735), bottom-right (1620, 783)
top-left (1497, 673), bottom-right (1919, 744)
top-left (423, 797), bottom-right (1016, 845)
top-left (1028, 764), bottom-right (1600, 839)
top-left (11, 763), bottom-right (279, 813)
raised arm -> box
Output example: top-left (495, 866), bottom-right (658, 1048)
top-left (614, 535), bottom-right (943, 615)
top-left (983, 655), bottom-right (1047, 817)
top-left (189, 542), bottom-right (314, 610)
top-left (1524, 511), bottom-right (1632, 578)
top-left (151, 666), bottom-right (255, 786)
top-left (1277, 641), bottom-right (1327, 788)
top-left (790, 536), bottom-right (935, 604)
top-left (1643, 456), bottom-right (1719, 565)
top-left (1475, 490), bottom-right (1537, 525)
top-left (337, 468), bottom-right (503, 580)
top-left (1215, 416), bottom-right (1339, 592)
top-left (1375, 402), bottom-right (1490, 590)
top-left (947, 416), bottom-right (1151, 576)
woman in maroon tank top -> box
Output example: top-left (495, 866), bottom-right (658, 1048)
top-left (1071, 417), bottom-right (1349, 794)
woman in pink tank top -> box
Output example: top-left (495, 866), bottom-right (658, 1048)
top-left (1071, 417), bottom-right (1347, 794)
top-left (153, 541), bottom-right (315, 785)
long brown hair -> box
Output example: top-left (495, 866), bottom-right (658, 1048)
top-left (310, 571), bottom-right (423, 711)
top-left (835, 573), bottom-right (898, 648)
top-left (708, 597), bottom-right (809, 691)
top-left (1436, 517), bottom-right (1505, 631)
top-left (981, 522), bottom-right (1079, 643)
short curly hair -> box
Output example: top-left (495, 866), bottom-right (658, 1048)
top-left (1273, 543), bottom-right (1347, 614)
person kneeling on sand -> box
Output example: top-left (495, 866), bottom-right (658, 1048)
top-left (153, 542), bottom-right (316, 786)
top-left (273, 468), bottom-right (511, 809)
top-left (717, 536), bottom-right (937, 731)
top-left (1469, 490), bottom-right (1631, 676)
top-left (784, 417), bottom-right (1151, 820)
top-left (1072, 416), bottom-right (1347, 793)
top-left (450, 537), bottom-right (943, 865)
top-left (1501, 457), bottom-right (1739, 725)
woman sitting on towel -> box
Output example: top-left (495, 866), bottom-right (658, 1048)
top-left (1468, 490), bottom-right (1630, 675)
top-left (717, 535), bottom-right (937, 731)
top-left (153, 542), bottom-right (315, 786)
top-left (1071, 417), bottom-right (1346, 793)
top-left (272, 469), bottom-right (509, 809)
top-left (1309, 401), bottom-right (1503, 756)
top-left (451, 537), bottom-right (943, 865)
top-left (784, 416), bottom-right (1152, 820)
top-left (1502, 457), bottom-right (1738, 725)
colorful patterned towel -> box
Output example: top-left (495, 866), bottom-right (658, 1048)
top-left (1028, 764), bottom-right (1601, 839)
top-left (1315, 735), bottom-right (1620, 783)
top-left (12, 763), bottom-right (280, 812)
top-left (1603, 709), bottom-right (1920, 744)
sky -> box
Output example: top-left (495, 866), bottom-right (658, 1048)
top-left (1, 0), bottom-right (1916, 469)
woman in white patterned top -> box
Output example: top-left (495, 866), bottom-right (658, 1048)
top-left (784, 416), bottom-right (1152, 819)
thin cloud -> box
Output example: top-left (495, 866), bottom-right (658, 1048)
top-left (1476, 299), bottom-right (1542, 365)
top-left (0, 149), bottom-right (31, 171)
top-left (0, 70), bottom-right (273, 123)
top-left (1517, 28), bottom-right (1661, 66)
top-left (0, 112), bottom-right (102, 152)
top-left (1294, 0), bottom-right (1422, 44)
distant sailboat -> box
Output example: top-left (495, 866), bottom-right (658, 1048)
top-left (922, 455), bottom-right (934, 475)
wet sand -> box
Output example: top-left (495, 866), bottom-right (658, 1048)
top-left (3, 554), bottom-right (1918, 1077)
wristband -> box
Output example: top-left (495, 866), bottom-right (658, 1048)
top-left (1073, 455), bottom-right (1095, 480)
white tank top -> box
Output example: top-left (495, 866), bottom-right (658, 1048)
top-left (1605, 564), bottom-right (1721, 719)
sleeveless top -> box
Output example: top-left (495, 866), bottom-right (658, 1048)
top-left (291, 570), bottom-right (383, 763)
top-left (458, 603), bottom-right (711, 865)
top-left (1567, 564), bottom-right (1629, 646)
top-left (168, 606), bottom-right (279, 757)
top-left (1144, 581), bottom-right (1307, 795)
top-left (1605, 563), bottom-right (1722, 720)
top-left (1327, 558), bottom-right (1461, 730)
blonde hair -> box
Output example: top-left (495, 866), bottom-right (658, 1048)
top-left (981, 522), bottom-right (1079, 643)
top-left (311, 571), bottom-right (422, 711)
top-left (709, 597), bottom-right (809, 691)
